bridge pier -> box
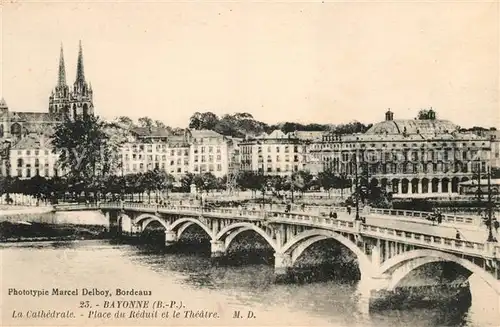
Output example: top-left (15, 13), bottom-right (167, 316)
top-left (274, 253), bottom-right (292, 282)
top-left (164, 230), bottom-right (177, 247)
top-left (210, 240), bottom-right (226, 258)
top-left (131, 223), bottom-right (141, 235)
top-left (107, 211), bottom-right (120, 237)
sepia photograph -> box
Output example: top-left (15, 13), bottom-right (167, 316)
top-left (0, 1), bottom-right (499, 326)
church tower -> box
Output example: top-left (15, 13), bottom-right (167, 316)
top-left (49, 41), bottom-right (94, 120)
top-left (48, 44), bottom-right (71, 116)
top-left (70, 40), bottom-right (94, 118)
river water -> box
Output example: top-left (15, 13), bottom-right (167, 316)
top-left (1, 238), bottom-right (499, 327)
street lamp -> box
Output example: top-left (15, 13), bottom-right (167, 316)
top-left (485, 166), bottom-right (497, 242)
top-left (475, 157), bottom-right (483, 215)
top-left (2, 139), bottom-right (12, 203)
top-left (353, 151), bottom-right (360, 221)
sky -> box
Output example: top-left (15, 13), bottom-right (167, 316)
top-left (0, 1), bottom-right (499, 129)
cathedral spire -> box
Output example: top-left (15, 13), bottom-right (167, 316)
top-left (57, 43), bottom-right (66, 87)
top-left (75, 40), bottom-right (85, 85)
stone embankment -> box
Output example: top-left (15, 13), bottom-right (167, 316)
top-left (0, 206), bottom-right (109, 242)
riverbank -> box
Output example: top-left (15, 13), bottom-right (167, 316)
top-left (0, 205), bottom-right (54, 216)
top-left (0, 221), bottom-right (108, 243)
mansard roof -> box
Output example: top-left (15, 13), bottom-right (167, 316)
top-left (365, 119), bottom-right (459, 135)
top-left (189, 129), bottom-right (224, 138)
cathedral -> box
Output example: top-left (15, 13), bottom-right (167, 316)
top-left (0, 41), bottom-right (94, 141)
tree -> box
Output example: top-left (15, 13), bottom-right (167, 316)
top-left (138, 117), bottom-right (154, 129)
top-left (180, 173), bottom-right (195, 192)
top-left (155, 170), bottom-right (175, 199)
top-left (154, 120), bottom-right (168, 129)
top-left (236, 171), bottom-right (266, 197)
top-left (189, 112), bottom-right (203, 130)
top-left (114, 116), bottom-right (134, 127)
top-left (317, 170), bottom-right (336, 196)
top-left (201, 172), bottom-right (218, 193)
top-left (51, 114), bottom-right (116, 200)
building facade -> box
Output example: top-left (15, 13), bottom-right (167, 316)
top-left (239, 130), bottom-right (309, 176)
top-left (315, 110), bottom-right (492, 198)
top-left (188, 130), bottom-right (234, 178)
top-left (48, 42), bottom-right (94, 120)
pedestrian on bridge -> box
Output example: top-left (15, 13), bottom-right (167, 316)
top-left (455, 231), bottom-right (461, 240)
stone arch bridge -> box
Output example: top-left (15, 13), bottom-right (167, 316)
top-left (55, 202), bottom-right (500, 305)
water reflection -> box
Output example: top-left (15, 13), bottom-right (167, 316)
top-left (1, 239), bottom-right (499, 327)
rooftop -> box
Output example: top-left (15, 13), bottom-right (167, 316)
top-left (366, 119), bottom-right (459, 136)
top-left (189, 129), bottom-right (224, 138)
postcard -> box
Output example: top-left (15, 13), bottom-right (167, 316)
top-left (1, 1), bottom-right (499, 326)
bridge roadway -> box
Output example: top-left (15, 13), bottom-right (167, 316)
top-left (55, 202), bottom-right (499, 260)
top-left (54, 200), bottom-right (500, 311)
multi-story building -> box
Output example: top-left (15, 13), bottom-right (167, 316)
top-left (239, 130), bottom-right (309, 176)
top-left (4, 135), bottom-right (61, 179)
top-left (118, 128), bottom-right (235, 180)
top-left (120, 128), bottom-right (190, 179)
top-left (316, 109), bottom-right (492, 198)
top-left (188, 129), bottom-right (233, 178)
top-left (481, 130), bottom-right (500, 169)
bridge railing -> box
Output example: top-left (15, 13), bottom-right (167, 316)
top-left (53, 203), bottom-right (100, 211)
top-left (53, 202), bottom-right (500, 258)
top-left (360, 223), bottom-right (498, 258)
top-left (367, 208), bottom-right (478, 225)
top-left (269, 211), bottom-right (356, 232)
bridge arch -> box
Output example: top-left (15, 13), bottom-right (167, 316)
top-left (135, 214), bottom-right (169, 231)
top-left (215, 222), bottom-right (278, 252)
top-left (377, 249), bottom-right (500, 294)
top-left (280, 229), bottom-right (373, 278)
top-left (169, 218), bottom-right (214, 239)
top-left (386, 257), bottom-right (447, 290)
top-left (117, 213), bottom-right (133, 233)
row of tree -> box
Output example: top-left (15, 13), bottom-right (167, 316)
top-left (0, 168), bottom-right (357, 204)
top-left (113, 112), bottom-right (373, 139)
top-left (188, 111), bottom-right (373, 138)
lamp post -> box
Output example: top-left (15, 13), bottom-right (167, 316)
top-left (486, 166), bottom-right (497, 242)
top-left (121, 159), bottom-right (125, 201)
top-left (476, 157), bottom-right (482, 215)
top-left (2, 140), bottom-right (11, 203)
top-left (353, 151), bottom-right (360, 221)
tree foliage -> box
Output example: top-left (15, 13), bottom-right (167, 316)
top-left (51, 115), bottom-right (117, 188)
